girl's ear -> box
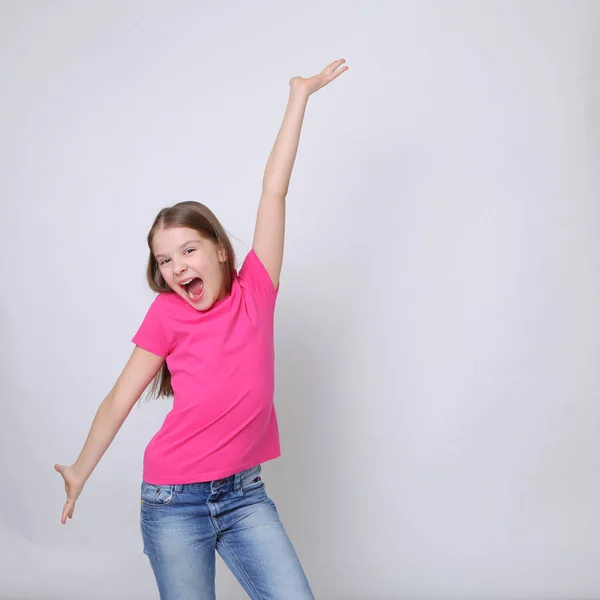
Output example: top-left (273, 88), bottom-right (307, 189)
top-left (217, 245), bottom-right (227, 263)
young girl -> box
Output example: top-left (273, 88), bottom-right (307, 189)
top-left (55, 59), bottom-right (348, 599)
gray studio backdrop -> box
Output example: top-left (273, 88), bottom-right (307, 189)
top-left (1, 1), bottom-right (599, 599)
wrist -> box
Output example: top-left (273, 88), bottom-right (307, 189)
top-left (289, 84), bottom-right (311, 102)
top-left (71, 461), bottom-right (90, 484)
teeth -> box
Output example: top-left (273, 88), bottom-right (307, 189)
top-left (180, 278), bottom-right (194, 286)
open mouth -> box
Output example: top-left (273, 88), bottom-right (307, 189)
top-left (181, 277), bottom-right (204, 300)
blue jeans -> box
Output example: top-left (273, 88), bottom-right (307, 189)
top-left (140, 464), bottom-right (315, 599)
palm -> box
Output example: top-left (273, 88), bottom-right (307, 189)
top-left (289, 58), bottom-right (348, 96)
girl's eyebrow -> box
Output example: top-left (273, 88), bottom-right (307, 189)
top-left (155, 239), bottom-right (201, 260)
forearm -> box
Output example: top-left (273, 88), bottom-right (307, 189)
top-left (72, 394), bottom-right (131, 483)
top-left (262, 88), bottom-right (310, 195)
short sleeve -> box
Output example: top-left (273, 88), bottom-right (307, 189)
top-left (131, 294), bottom-right (170, 357)
top-left (238, 248), bottom-right (279, 302)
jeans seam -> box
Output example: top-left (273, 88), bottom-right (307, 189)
top-left (218, 536), bottom-right (262, 600)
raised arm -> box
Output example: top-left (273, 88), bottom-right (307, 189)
top-left (253, 58), bottom-right (349, 289)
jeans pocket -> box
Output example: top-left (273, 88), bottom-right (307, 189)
top-left (141, 481), bottom-right (174, 507)
top-left (241, 465), bottom-right (264, 496)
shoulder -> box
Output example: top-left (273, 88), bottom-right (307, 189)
top-left (238, 248), bottom-right (279, 302)
top-left (132, 292), bottom-right (175, 357)
top-left (140, 292), bottom-right (188, 327)
top-left (153, 291), bottom-right (185, 313)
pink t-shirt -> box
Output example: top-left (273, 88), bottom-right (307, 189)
top-left (131, 248), bottom-right (281, 485)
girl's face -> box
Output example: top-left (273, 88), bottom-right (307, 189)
top-left (152, 226), bottom-right (228, 311)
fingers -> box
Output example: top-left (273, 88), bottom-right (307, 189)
top-left (57, 464), bottom-right (77, 524)
top-left (324, 58), bottom-right (345, 73)
top-left (62, 500), bottom-right (74, 524)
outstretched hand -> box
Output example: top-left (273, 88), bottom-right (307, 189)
top-left (55, 463), bottom-right (86, 524)
top-left (289, 58), bottom-right (349, 96)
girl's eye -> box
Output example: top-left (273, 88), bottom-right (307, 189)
top-left (158, 248), bottom-right (194, 266)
